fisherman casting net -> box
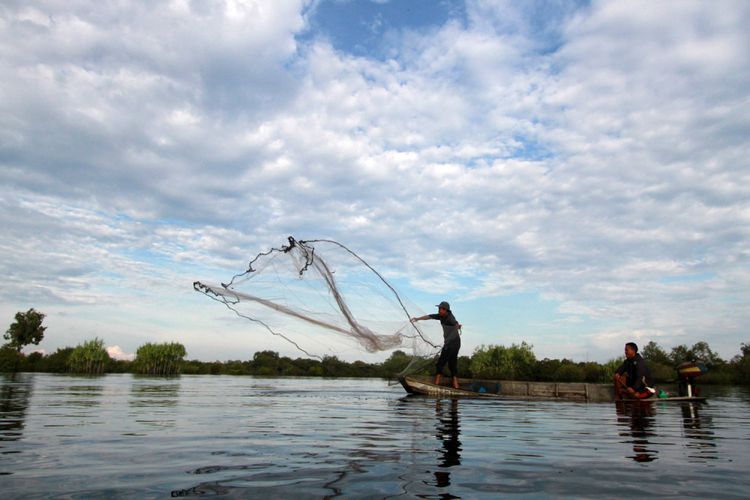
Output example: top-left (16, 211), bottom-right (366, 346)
top-left (194, 237), bottom-right (443, 365)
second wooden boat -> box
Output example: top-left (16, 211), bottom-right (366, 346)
top-left (399, 375), bottom-right (707, 403)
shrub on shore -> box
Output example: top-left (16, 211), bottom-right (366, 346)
top-left (68, 338), bottom-right (110, 375)
top-left (4, 337), bottom-right (750, 385)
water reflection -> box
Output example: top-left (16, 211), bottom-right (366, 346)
top-left (4, 377), bottom-right (749, 498)
top-left (615, 400), bottom-right (720, 464)
top-left (129, 380), bottom-right (180, 407)
top-left (615, 401), bottom-right (657, 462)
top-left (433, 398), bottom-right (462, 490)
top-left (129, 379), bottom-right (181, 429)
top-left (0, 374), bottom-right (33, 461)
top-left (59, 381), bottom-right (104, 408)
top-left (680, 403), bottom-right (717, 461)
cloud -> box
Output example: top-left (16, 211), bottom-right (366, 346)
top-left (106, 345), bottom-right (134, 361)
top-left (1, 1), bottom-right (309, 221)
top-left (1, 0), bottom-right (748, 361)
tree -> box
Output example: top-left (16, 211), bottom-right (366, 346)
top-left (250, 350), bottom-right (281, 375)
top-left (291, 357), bottom-right (323, 376)
top-left (555, 360), bottom-right (584, 382)
top-left (457, 355), bottom-right (474, 378)
top-left (42, 347), bottom-right (75, 373)
top-left (470, 342), bottom-right (536, 380)
top-left (641, 341), bottom-right (671, 365)
top-left (581, 362), bottom-right (608, 383)
top-left (534, 358), bottom-right (563, 381)
top-left (25, 351), bottom-right (44, 372)
top-left (321, 355), bottom-right (350, 377)
top-left (641, 341), bottom-right (674, 382)
top-left (732, 343), bottom-right (750, 385)
top-left (381, 350), bottom-right (412, 377)
top-left (689, 341), bottom-right (724, 367)
top-left (669, 341), bottom-right (724, 367)
top-left (0, 346), bottom-right (22, 373)
top-left (669, 344), bottom-right (692, 365)
top-left (4, 309), bottom-right (47, 353)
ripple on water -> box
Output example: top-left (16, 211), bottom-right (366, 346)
top-left (0, 375), bottom-right (749, 498)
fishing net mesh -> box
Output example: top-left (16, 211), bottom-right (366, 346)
top-left (194, 237), bottom-right (443, 373)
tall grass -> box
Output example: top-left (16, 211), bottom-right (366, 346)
top-left (67, 338), bottom-right (109, 375)
top-left (134, 342), bottom-right (186, 376)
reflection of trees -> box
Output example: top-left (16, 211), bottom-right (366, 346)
top-left (64, 382), bottom-right (104, 408)
top-left (615, 401), bottom-right (657, 462)
top-left (0, 373), bottom-right (34, 454)
top-left (129, 379), bottom-right (181, 429)
top-left (434, 398), bottom-right (462, 489)
top-left (129, 380), bottom-right (180, 407)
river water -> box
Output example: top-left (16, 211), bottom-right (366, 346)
top-left (1, 373), bottom-right (748, 498)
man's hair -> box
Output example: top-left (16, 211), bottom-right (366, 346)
top-left (625, 342), bottom-right (638, 353)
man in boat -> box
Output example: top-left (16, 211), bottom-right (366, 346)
top-left (614, 342), bottom-right (655, 400)
top-left (411, 301), bottom-right (462, 389)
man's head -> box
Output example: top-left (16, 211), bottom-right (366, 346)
top-left (436, 301), bottom-right (450, 316)
top-left (624, 342), bottom-right (638, 359)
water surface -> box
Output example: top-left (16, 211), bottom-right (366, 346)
top-left (1, 374), bottom-right (748, 498)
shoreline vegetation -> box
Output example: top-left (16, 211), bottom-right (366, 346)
top-left (1, 340), bottom-right (749, 385)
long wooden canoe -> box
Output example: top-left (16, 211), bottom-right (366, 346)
top-left (398, 376), bottom-right (707, 403)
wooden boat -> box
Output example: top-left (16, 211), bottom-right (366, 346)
top-left (398, 375), bottom-right (707, 403)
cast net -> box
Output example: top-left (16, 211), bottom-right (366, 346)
top-left (193, 237), bottom-right (443, 370)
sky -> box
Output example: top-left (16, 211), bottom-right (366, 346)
top-left (1, 0), bottom-right (749, 364)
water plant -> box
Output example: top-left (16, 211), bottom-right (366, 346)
top-left (134, 342), bottom-right (187, 376)
top-left (67, 338), bottom-right (109, 375)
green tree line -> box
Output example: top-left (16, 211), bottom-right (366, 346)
top-left (2, 339), bottom-right (749, 384)
top-left (2, 308), bottom-right (749, 383)
top-left (0, 340), bottom-right (189, 376)
top-left (465, 340), bottom-right (750, 385)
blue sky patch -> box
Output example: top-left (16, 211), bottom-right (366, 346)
top-left (302, 0), bottom-right (466, 57)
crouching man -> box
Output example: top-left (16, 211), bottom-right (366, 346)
top-left (614, 342), bottom-right (654, 400)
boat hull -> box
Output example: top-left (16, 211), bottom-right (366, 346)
top-left (398, 376), bottom-right (707, 403)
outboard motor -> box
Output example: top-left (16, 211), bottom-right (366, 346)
top-left (676, 361), bottom-right (708, 397)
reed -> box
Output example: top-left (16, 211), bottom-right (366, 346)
top-left (134, 342), bottom-right (187, 376)
top-left (67, 338), bottom-right (109, 375)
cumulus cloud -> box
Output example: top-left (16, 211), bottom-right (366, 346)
top-left (1, 0), bottom-right (748, 361)
top-left (106, 345), bottom-right (134, 361)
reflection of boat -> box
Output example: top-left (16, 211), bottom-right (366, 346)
top-left (398, 376), bottom-right (707, 403)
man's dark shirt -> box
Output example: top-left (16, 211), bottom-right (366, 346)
top-left (428, 311), bottom-right (460, 343)
top-left (616, 353), bottom-right (652, 391)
